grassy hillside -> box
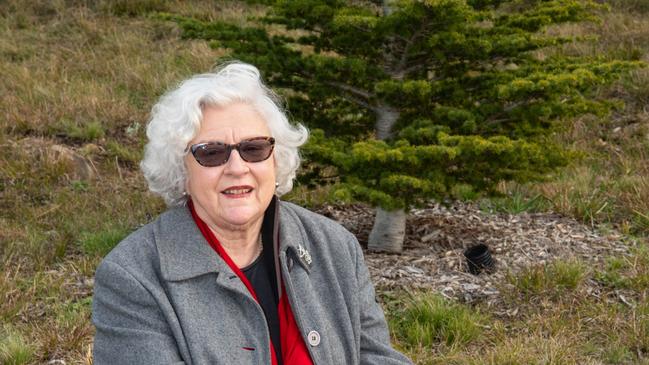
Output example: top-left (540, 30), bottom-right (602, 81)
top-left (1, 1), bottom-right (648, 363)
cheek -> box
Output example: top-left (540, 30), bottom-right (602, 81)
top-left (262, 161), bottom-right (276, 184)
top-left (186, 162), bottom-right (221, 193)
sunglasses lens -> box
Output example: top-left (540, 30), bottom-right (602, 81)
top-left (190, 137), bottom-right (274, 167)
top-left (239, 139), bottom-right (274, 162)
top-left (193, 143), bottom-right (228, 167)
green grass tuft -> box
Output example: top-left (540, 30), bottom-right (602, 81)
top-left (390, 294), bottom-right (485, 349)
top-left (603, 343), bottom-right (633, 364)
top-left (50, 119), bottom-right (105, 142)
top-left (508, 259), bottom-right (587, 298)
top-left (0, 327), bottom-right (35, 365)
top-left (550, 260), bottom-right (588, 290)
top-left (596, 244), bottom-right (649, 291)
top-left (596, 256), bottom-right (631, 289)
top-left (105, 140), bottom-right (142, 165)
top-left (78, 226), bottom-right (131, 257)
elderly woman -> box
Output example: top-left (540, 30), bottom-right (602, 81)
top-left (92, 62), bottom-right (412, 365)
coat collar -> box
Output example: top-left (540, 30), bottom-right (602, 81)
top-left (156, 197), bottom-right (308, 282)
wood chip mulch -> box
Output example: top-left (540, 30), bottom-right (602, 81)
top-left (315, 202), bottom-right (634, 305)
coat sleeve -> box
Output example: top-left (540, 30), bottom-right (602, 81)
top-left (352, 238), bottom-right (413, 365)
top-left (354, 239), bottom-right (412, 365)
top-left (92, 259), bottom-right (185, 365)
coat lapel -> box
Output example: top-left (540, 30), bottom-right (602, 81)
top-left (277, 203), bottom-right (337, 364)
top-left (154, 206), bottom-right (233, 281)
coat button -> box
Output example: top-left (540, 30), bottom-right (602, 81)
top-left (307, 330), bottom-right (320, 347)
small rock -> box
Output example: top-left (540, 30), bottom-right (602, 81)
top-left (17, 138), bottom-right (94, 181)
top-left (49, 144), bottom-right (95, 180)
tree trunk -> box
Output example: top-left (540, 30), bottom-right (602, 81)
top-left (368, 102), bottom-right (406, 252)
top-left (368, 207), bottom-right (406, 253)
top-left (375, 103), bottom-right (399, 140)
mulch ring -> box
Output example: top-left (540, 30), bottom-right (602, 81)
top-left (315, 202), bottom-right (637, 307)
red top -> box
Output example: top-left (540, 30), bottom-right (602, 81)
top-left (189, 202), bottom-right (314, 365)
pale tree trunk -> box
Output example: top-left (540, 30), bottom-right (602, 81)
top-left (344, 0), bottom-right (404, 253)
top-left (368, 102), bottom-right (406, 253)
top-left (374, 104), bottom-right (399, 140)
top-left (368, 208), bottom-right (406, 252)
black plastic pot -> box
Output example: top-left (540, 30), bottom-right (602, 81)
top-left (464, 243), bottom-right (495, 275)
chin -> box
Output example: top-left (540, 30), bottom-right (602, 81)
top-left (222, 208), bottom-right (262, 227)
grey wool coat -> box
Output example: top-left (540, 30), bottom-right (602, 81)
top-left (92, 199), bottom-right (412, 365)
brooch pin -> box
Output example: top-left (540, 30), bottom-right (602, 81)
top-left (297, 244), bottom-right (312, 266)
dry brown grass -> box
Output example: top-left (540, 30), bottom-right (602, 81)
top-left (0, 4), bottom-right (226, 137)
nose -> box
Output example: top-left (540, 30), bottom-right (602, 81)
top-left (223, 149), bottom-right (249, 175)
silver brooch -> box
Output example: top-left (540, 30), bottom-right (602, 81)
top-left (297, 244), bottom-right (312, 266)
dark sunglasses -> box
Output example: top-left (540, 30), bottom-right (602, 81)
top-left (188, 136), bottom-right (275, 167)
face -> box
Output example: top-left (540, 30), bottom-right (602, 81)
top-left (185, 102), bottom-right (276, 232)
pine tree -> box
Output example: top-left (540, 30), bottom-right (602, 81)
top-left (161, 0), bottom-right (641, 252)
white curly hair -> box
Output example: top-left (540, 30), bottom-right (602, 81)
top-left (141, 62), bottom-right (309, 206)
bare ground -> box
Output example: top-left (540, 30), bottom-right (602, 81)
top-left (316, 202), bottom-right (635, 306)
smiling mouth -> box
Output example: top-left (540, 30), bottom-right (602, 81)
top-left (222, 187), bottom-right (253, 195)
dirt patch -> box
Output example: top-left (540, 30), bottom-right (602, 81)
top-left (316, 202), bottom-right (634, 304)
